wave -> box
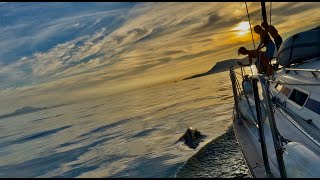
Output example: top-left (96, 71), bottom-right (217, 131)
top-left (175, 126), bottom-right (251, 178)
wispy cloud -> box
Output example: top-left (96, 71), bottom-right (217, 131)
top-left (0, 2), bottom-right (319, 108)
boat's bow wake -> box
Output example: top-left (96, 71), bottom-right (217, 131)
top-left (175, 126), bottom-right (251, 178)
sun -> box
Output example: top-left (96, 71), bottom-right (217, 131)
top-left (233, 21), bottom-right (250, 36)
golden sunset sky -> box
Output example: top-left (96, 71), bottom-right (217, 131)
top-left (0, 2), bottom-right (319, 112)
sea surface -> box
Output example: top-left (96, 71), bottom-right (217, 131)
top-left (0, 70), bottom-right (249, 178)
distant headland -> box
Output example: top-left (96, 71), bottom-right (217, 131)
top-left (183, 57), bottom-right (248, 80)
top-left (0, 104), bottom-right (67, 120)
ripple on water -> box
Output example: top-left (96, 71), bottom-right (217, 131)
top-left (175, 126), bottom-right (251, 178)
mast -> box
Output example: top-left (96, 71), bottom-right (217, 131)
top-left (260, 2), bottom-right (287, 178)
top-left (261, 1), bottom-right (268, 24)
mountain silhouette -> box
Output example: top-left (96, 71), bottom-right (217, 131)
top-left (0, 106), bottom-right (46, 120)
top-left (183, 57), bottom-right (248, 80)
top-left (0, 104), bottom-right (68, 120)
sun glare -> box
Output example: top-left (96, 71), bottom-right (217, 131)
top-left (233, 21), bottom-right (250, 36)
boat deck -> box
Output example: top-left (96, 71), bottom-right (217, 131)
top-left (233, 103), bottom-right (320, 178)
top-left (233, 116), bottom-right (273, 178)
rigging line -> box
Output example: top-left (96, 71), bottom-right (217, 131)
top-left (270, 2), bottom-right (272, 26)
top-left (258, 14), bottom-right (262, 74)
top-left (244, 2), bottom-right (255, 75)
top-left (265, 2), bottom-right (272, 66)
top-left (241, 65), bottom-right (245, 77)
top-left (275, 105), bottom-right (320, 148)
top-left (240, 68), bottom-right (257, 124)
top-left (268, 2), bottom-right (273, 66)
top-left (268, 80), bottom-right (320, 86)
top-left (238, 115), bottom-right (260, 141)
top-left (243, 88), bottom-right (258, 126)
top-left (245, 2), bottom-right (256, 50)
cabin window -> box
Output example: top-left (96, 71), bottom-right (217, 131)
top-left (288, 89), bottom-right (309, 107)
top-left (275, 83), bottom-right (283, 92)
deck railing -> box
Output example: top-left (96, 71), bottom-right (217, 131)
top-left (230, 66), bottom-right (288, 178)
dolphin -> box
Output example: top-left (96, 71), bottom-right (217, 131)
top-left (176, 127), bottom-right (206, 149)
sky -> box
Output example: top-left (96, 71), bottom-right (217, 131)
top-left (0, 2), bottom-right (319, 112)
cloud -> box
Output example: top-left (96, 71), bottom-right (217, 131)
top-left (0, 2), bottom-right (319, 107)
top-left (272, 2), bottom-right (318, 17)
top-left (0, 2), bottom-right (132, 63)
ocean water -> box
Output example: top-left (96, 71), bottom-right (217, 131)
top-left (0, 70), bottom-right (241, 178)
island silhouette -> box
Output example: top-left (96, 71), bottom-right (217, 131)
top-left (183, 57), bottom-right (248, 80)
top-left (0, 104), bottom-right (67, 120)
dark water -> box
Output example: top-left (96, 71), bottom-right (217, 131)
top-left (176, 126), bottom-right (251, 178)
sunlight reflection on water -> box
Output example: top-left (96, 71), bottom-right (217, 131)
top-left (0, 71), bottom-right (235, 178)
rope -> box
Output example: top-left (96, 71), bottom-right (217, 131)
top-left (275, 103), bottom-right (320, 148)
top-left (258, 15), bottom-right (263, 74)
top-left (239, 114), bottom-right (260, 140)
top-left (244, 2), bottom-right (256, 76)
top-left (269, 2), bottom-right (272, 26)
top-left (245, 2), bottom-right (256, 50)
top-left (268, 80), bottom-right (320, 86)
top-left (243, 87), bottom-right (258, 125)
top-left (265, 2), bottom-right (272, 66)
